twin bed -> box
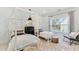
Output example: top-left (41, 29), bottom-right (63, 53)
top-left (39, 31), bottom-right (53, 41)
top-left (7, 33), bottom-right (40, 51)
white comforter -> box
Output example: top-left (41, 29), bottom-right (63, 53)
top-left (7, 34), bottom-right (40, 51)
top-left (39, 31), bottom-right (53, 40)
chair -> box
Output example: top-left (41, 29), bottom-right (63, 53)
top-left (64, 34), bottom-right (79, 45)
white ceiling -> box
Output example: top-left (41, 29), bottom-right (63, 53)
top-left (15, 7), bottom-right (76, 16)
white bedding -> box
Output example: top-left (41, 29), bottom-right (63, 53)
top-left (7, 34), bottom-right (40, 51)
top-left (39, 31), bottom-right (53, 40)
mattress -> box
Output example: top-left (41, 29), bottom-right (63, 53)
top-left (39, 31), bottom-right (53, 40)
top-left (7, 34), bottom-right (40, 51)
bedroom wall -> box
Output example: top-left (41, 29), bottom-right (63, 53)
top-left (32, 15), bottom-right (41, 30)
top-left (9, 14), bottom-right (41, 32)
top-left (0, 8), bottom-right (13, 44)
top-left (74, 9), bottom-right (79, 32)
top-left (68, 11), bottom-right (75, 32)
top-left (39, 16), bottom-right (49, 31)
top-left (9, 8), bottom-right (49, 32)
top-left (8, 9), bottom-right (43, 37)
top-left (9, 8), bottom-right (29, 31)
top-left (68, 8), bottom-right (79, 32)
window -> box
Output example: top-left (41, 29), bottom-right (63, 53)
top-left (49, 14), bottom-right (70, 34)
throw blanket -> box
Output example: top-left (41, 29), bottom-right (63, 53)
top-left (7, 34), bottom-right (40, 51)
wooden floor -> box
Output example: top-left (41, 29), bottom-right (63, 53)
top-left (0, 35), bottom-right (79, 51)
top-left (24, 37), bottom-right (79, 51)
top-left (0, 43), bottom-right (8, 51)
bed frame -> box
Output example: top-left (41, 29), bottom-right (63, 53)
top-left (39, 36), bottom-right (48, 41)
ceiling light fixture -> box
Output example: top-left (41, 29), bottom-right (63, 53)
top-left (28, 9), bottom-right (32, 20)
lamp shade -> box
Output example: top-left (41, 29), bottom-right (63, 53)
top-left (28, 17), bottom-right (32, 20)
